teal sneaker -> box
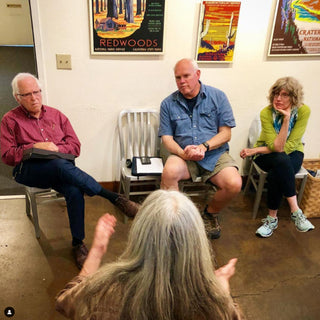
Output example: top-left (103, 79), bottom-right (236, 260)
top-left (256, 215), bottom-right (278, 238)
top-left (291, 209), bottom-right (315, 232)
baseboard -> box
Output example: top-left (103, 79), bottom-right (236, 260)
top-left (100, 178), bottom-right (248, 193)
top-left (99, 181), bottom-right (120, 192)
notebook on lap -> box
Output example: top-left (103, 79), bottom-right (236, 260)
top-left (23, 147), bottom-right (76, 161)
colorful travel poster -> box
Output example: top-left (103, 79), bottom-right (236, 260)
top-left (269, 0), bottom-right (320, 56)
top-left (195, 1), bottom-right (241, 63)
top-left (89, 0), bottom-right (165, 54)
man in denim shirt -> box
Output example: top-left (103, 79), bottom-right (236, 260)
top-left (159, 58), bottom-right (241, 239)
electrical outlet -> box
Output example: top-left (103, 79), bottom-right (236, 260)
top-left (56, 54), bottom-right (72, 70)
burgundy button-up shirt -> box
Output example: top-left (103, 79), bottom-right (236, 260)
top-left (0, 105), bottom-right (81, 166)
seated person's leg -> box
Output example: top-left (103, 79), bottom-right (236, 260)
top-left (14, 158), bottom-right (101, 195)
top-left (55, 183), bottom-right (88, 270)
top-left (207, 152), bottom-right (241, 214)
top-left (54, 184), bottom-right (85, 243)
top-left (16, 158), bottom-right (139, 217)
top-left (208, 166), bottom-right (242, 213)
top-left (161, 155), bottom-right (190, 190)
top-left (202, 152), bottom-right (241, 240)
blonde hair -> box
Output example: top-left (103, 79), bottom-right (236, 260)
top-left (268, 76), bottom-right (304, 108)
top-left (76, 190), bottom-right (238, 320)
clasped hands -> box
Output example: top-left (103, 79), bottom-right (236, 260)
top-left (33, 141), bottom-right (59, 152)
top-left (183, 144), bottom-right (206, 161)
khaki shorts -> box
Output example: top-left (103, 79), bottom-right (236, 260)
top-left (187, 151), bottom-right (239, 184)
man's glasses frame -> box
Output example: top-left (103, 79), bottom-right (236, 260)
top-left (17, 90), bottom-right (42, 98)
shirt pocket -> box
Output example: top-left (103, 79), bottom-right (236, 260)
top-left (171, 113), bottom-right (190, 136)
top-left (199, 108), bottom-right (218, 132)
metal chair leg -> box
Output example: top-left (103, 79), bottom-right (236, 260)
top-left (252, 172), bottom-right (267, 219)
top-left (26, 190), bottom-right (41, 239)
top-left (297, 174), bottom-right (308, 205)
top-left (25, 192), bottom-right (31, 217)
top-left (244, 161), bottom-right (254, 194)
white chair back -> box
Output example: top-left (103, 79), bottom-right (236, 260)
top-left (247, 114), bottom-right (261, 148)
top-left (118, 109), bottom-right (160, 162)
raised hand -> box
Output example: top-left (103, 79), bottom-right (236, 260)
top-left (92, 214), bottom-right (117, 255)
top-left (80, 214), bottom-right (117, 276)
top-left (214, 258), bottom-right (238, 293)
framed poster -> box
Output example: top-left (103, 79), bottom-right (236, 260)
top-left (269, 0), bottom-right (320, 56)
top-left (88, 0), bottom-right (165, 55)
top-left (195, 1), bottom-right (241, 63)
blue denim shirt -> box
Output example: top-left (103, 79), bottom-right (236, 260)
top-left (159, 82), bottom-right (236, 171)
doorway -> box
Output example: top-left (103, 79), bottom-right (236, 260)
top-left (0, 0), bottom-right (37, 195)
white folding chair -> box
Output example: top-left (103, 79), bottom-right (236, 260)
top-left (243, 115), bottom-right (308, 219)
top-left (118, 109), bottom-right (161, 203)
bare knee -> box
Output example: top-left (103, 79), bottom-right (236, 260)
top-left (225, 174), bottom-right (242, 195)
top-left (160, 156), bottom-right (189, 189)
top-left (212, 168), bottom-right (242, 195)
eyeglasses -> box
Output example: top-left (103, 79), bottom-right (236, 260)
top-left (274, 92), bottom-right (290, 99)
top-left (17, 90), bottom-right (42, 98)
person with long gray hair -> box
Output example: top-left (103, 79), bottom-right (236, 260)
top-left (56, 190), bottom-right (241, 320)
top-left (240, 76), bottom-right (314, 237)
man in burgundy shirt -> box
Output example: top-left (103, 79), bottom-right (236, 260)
top-left (0, 73), bottom-right (139, 269)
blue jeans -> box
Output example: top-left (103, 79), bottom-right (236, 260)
top-left (254, 151), bottom-right (304, 210)
top-left (14, 159), bottom-right (102, 241)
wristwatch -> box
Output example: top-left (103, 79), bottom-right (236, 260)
top-left (202, 142), bottom-right (209, 151)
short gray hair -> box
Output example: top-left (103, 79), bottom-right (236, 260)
top-left (174, 58), bottom-right (199, 72)
top-left (268, 76), bottom-right (304, 108)
top-left (11, 72), bottom-right (41, 97)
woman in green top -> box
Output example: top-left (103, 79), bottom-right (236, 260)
top-left (240, 77), bottom-right (315, 238)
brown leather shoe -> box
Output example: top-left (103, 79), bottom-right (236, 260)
top-left (114, 195), bottom-right (140, 218)
top-left (72, 243), bottom-right (88, 270)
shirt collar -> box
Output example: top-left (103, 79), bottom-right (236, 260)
top-left (19, 105), bottom-right (46, 118)
top-left (173, 81), bottom-right (206, 101)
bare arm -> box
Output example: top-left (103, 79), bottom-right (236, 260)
top-left (55, 214), bottom-right (116, 318)
top-left (214, 258), bottom-right (238, 294)
top-left (161, 135), bottom-right (186, 159)
top-left (80, 214), bottom-right (117, 277)
top-left (162, 126), bottom-right (232, 162)
top-left (240, 146), bottom-right (271, 159)
top-left (206, 126), bottom-right (231, 151)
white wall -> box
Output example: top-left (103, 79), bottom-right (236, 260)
top-left (30, 0), bottom-right (320, 181)
top-left (0, 0), bottom-right (33, 45)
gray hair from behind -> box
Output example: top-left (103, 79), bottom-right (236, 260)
top-left (268, 76), bottom-right (304, 108)
top-left (76, 190), bottom-right (237, 320)
top-left (11, 72), bottom-right (41, 97)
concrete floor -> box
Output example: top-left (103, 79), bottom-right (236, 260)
top-left (0, 191), bottom-right (319, 320)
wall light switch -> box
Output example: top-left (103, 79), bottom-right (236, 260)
top-left (56, 54), bottom-right (72, 70)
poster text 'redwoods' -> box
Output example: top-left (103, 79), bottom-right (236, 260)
top-left (100, 39), bottom-right (158, 48)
